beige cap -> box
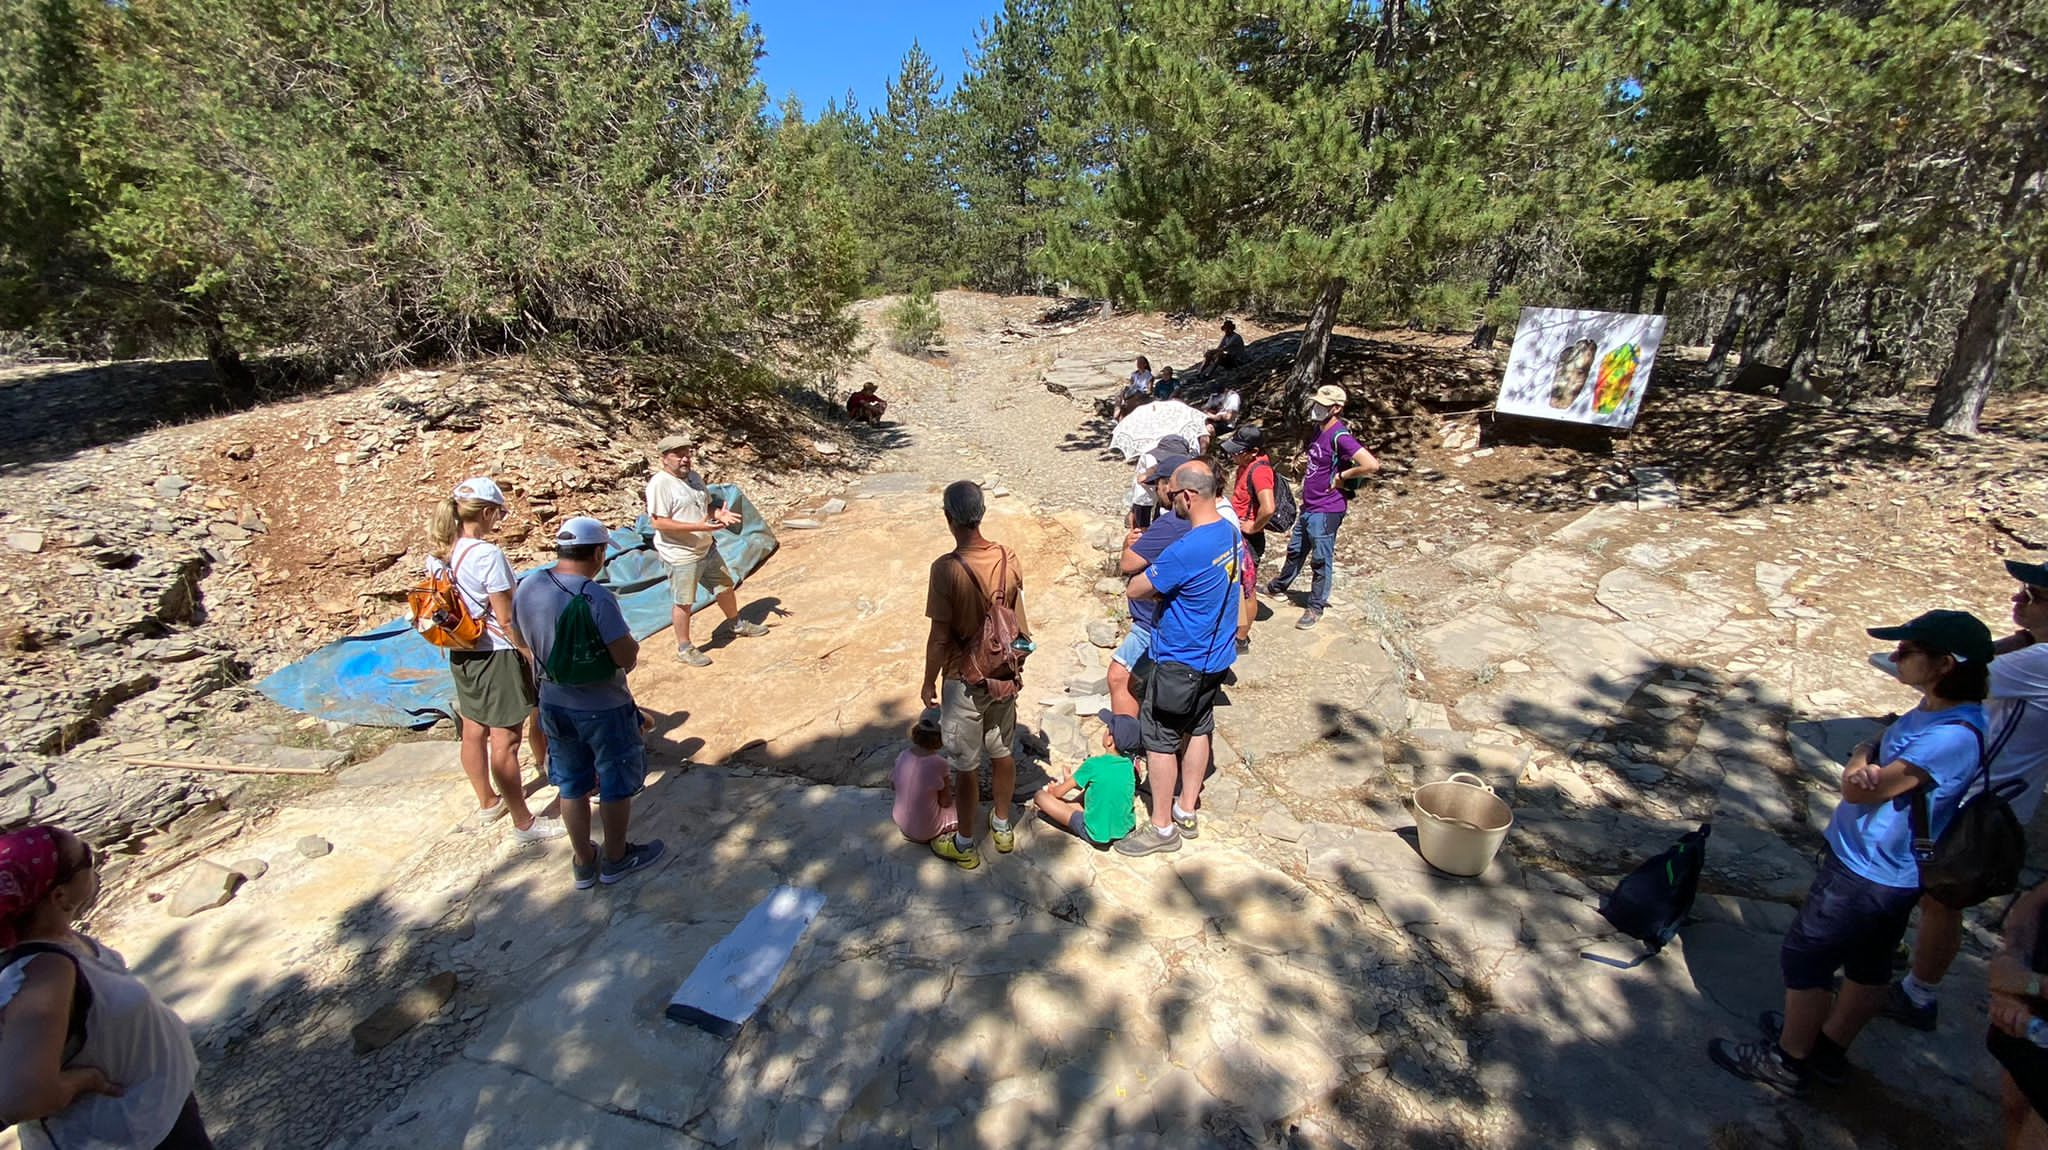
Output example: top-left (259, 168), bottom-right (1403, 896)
top-left (655, 433), bottom-right (696, 455)
top-left (1311, 384), bottom-right (1348, 408)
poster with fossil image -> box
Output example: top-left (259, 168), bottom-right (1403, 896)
top-left (1495, 307), bottom-right (1665, 430)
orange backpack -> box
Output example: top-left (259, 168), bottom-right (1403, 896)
top-left (407, 544), bottom-right (486, 650)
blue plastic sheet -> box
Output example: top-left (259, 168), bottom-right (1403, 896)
top-left (256, 484), bottom-right (779, 728)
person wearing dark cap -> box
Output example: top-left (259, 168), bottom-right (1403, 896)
top-left (1223, 426), bottom-right (1278, 652)
top-left (1711, 609), bottom-right (1994, 1094)
top-left (1882, 560), bottom-right (2048, 1032)
top-left (1108, 453), bottom-right (1194, 719)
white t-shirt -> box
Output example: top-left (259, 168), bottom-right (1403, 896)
top-left (1209, 390), bottom-right (1242, 419)
top-left (1989, 643), bottom-right (2048, 822)
top-left (441, 538), bottom-right (517, 651)
top-left (645, 470), bottom-right (713, 563)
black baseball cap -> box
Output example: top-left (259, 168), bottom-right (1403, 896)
top-left (1222, 426), bottom-right (1264, 455)
top-left (1866, 609), bottom-right (1995, 665)
top-left (1145, 453), bottom-right (1194, 483)
top-left (2005, 559), bottom-right (2048, 589)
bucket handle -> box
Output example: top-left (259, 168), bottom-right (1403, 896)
top-left (1444, 771), bottom-right (1495, 794)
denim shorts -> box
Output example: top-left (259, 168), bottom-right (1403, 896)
top-left (539, 702), bottom-right (647, 803)
top-left (1779, 854), bottom-right (1921, 990)
top-left (1112, 625), bottom-right (1152, 670)
top-left (1067, 809), bottom-right (1099, 845)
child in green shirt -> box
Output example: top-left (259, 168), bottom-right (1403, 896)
top-left (1034, 753), bottom-right (1138, 847)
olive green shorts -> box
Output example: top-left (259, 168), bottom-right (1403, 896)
top-left (449, 648), bottom-right (537, 729)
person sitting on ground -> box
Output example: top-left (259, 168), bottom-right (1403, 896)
top-left (1109, 454), bottom-right (1194, 720)
top-left (1986, 880), bottom-right (2048, 1149)
top-left (1033, 750), bottom-right (1139, 850)
top-left (645, 433), bottom-right (771, 667)
top-left (1204, 383), bottom-right (1242, 438)
top-left (1119, 357), bottom-right (1155, 418)
top-left (890, 713), bottom-right (958, 845)
top-left (511, 517), bottom-right (665, 888)
top-left (1200, 320), bottom-right (1246, 375)
top-left (1884, 559), bottom-right (2048, 1032)
top-left (0, 825), bottom-right (216, 1149)
top-left (1710, 609), bottom-right (1994, 1094)
top-left (1116, 461), bottom-right (1241, 856)
top-left (428, 477), bottom-right (564, 843)
top-left (847, 382), bottom-right (887, 425)
top-left (919, 481), bottom-right (1031, 870)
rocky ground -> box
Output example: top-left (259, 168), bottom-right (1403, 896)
top-left (4, 292), bottom-right (2044, 1148)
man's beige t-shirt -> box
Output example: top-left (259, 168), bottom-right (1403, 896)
top-left (926, 541), bottom-right (1029, 680)
top-left (645, 470), bottom-right (713, 563)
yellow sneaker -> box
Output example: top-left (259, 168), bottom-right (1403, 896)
top-left (931, 836), bottom-right (982, 870)
top-left (992, 821), bottom-right (1016, 854)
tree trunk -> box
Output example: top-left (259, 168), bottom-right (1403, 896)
top-left (1282, 277), bottom-right (1348, 420)
top-left (1470, 244), bottom-right (1520, 350)
top-left (198, 315), bottom-right (255, 396)
top-left (1929, 154), bottom-right (2044, 436)
top-left (1845, 287), bottom-right (1879, 380)
top-left (1706, 284), bottom-right (1753, 388)
top-left (1743, 269), bottom-right (1791, 362)
top-left (1779, 274), bottom-right (1832, 405)
top-left (1651, 277), bottom-right (1672, 315)
top-left (1625, 259), bottom-right (1650, 314)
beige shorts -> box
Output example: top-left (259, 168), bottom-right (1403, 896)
top-left (667, 548), bottom-right (735, 605)
top-left (940, 678), bottom-right (1016, 772)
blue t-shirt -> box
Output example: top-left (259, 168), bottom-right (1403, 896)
top-left (512, 567), bottom-right (636, 711)
top-left (1126, 513), bottom-right (1191, 631)
top-left (1825, 702), bottom-right (1988, 889)
top-left (1143, 519), bottom-right (1241, 674)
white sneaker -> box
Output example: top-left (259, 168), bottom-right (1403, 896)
top-left (472, 800), bottom-right (509, 828)
top-left (511, 816), bottom-right (567, 843)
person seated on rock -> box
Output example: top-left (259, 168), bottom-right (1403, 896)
top-left (847, 383), bottom-right (887, 425)
top-left (1118, 356), bottom-right (1155, 418)
top-left (1199, 320), bottom-right (1246, 375)
top-left (1034, 750), bottom-right (1139, 850)
top-left (1883, 559), bottom-right (2048, 1033)
top-left (891, 713), bottom-right (958, 845)
top-left (0, 825), bottom-right (217, 1149)
top-left (1204, 383), bottom-right (1242, 438)
top-left (1709, 609), bottom-right (1994, 1095)
top-left (1987, 881), bottom-right (2048, 1149)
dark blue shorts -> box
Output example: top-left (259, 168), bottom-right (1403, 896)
top-left (1066, 809), bottom-right (1099, 845)
top-left (1779, 855), bottom-right (1920, 990)
top-left (539, 702), bottom-right (647, 803)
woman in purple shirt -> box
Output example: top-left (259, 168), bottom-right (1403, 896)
top-left (1263, 384), bottom-right (1379, 629)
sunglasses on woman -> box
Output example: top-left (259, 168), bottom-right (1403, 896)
top-left (56, 840), bottom-right (96, 883)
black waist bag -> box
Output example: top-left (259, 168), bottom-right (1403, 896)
top-left (1911, 708), bottom-right (2026, 909)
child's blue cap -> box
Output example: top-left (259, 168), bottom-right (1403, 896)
top-left (1096, 709), bottom-right (1143, 756)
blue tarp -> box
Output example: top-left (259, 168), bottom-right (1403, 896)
top-left (257, 484), bottom-right (779, 728)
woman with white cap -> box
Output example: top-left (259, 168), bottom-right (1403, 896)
top-left (428, 477), bottom-right (563, 842)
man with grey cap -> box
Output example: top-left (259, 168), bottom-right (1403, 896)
top-left (1881, 559), bottom-right (2048, 1032)
top-left (1265, 383), bottom-right (1379, 630)
top-left (513, 517), bottom-right (666, 889)
top-left (646, 432), bottom-right (768, 666)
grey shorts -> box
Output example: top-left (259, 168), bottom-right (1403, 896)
top-left (941, 678), bottom-right (1017, 772)
top-left (667, 549), bottom-right (735, 605)
top-left (449, 648), bottom-right (536, 729)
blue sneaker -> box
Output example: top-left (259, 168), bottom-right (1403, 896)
top-left (600, 840), bottom-right (667, 885)
top-left (571, 856), bottom-right (599, 891)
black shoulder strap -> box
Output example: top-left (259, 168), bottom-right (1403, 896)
top-left (3, 942), bottom-right (92, 1062)
top-left (1908, 716), bottom-right (1988, 858)
top-left (1985, 699), bottom-right (2032, 800)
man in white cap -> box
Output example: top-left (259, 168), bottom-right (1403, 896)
top-left (645, 433), bottom-right (768, 666)
top-left (512, 517), bottom-right (666, 888)
top-left (1263, 383), bottom-right (1378, 629)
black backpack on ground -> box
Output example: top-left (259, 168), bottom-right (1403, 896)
top-left (1912, 705), bottom-right (2028, 909)
top-left (1255, 458), bottom-right (1298, 537)
top-left (1600, 823), bottom-right (1711, 957)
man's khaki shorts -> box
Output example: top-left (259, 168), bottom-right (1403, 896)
top-left (941, 678), bottom-right (1016, 772)
top-left (667, 548), bottom-right (735, 606)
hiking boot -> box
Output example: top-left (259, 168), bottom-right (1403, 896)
top-left (1114, 825), bottom-right (1182, 857)
top-left (511, 815), bottom-right (567, 843)
top-left (1879, 982), bottom-right (1939, 1032)
top-left (599, 839), bottom-right (667, 884)
top-left (1295, 607), bottom-right (1323, 630)
top-left (991, 821), bottom-right (1016, 854)
top-left (674, 644), bottom-right (713, 667)
top-left (571, 855), bottom-right (600, 891)
top-left (1756, 1012), bottom-right (1848, 1086)
top-left (1707, 1037), bottom-right (1808, 1095)
top-left (725, 619), bottom-right (771, 638)
top-left (931, 836), bottom-right (982, 870)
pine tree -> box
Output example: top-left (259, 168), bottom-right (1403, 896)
top-left (862, 42), bottom-right (965, 292)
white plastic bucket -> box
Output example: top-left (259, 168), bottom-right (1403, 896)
top-left (1411, 771), bottom-right (1514, 877)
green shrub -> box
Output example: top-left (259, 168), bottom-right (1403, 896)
top-left (885, 286), bottom-right (944, 356)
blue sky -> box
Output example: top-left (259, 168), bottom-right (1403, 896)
top-left (747, 0), bottom-right (1000, 118)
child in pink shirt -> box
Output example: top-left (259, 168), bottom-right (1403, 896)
top-left (891, 716), bottom-right (957, 843)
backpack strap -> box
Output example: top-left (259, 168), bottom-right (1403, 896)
top-left (1908, 716), bottom-right (1988, 861)
top-left (1985, 699), bottom-right (2033, 801)
top-left (2, 942), bottom-right (92, 1064)
top-left (945, 549), bottom-right (1012, 646)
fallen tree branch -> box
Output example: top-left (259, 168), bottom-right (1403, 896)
top-left (121, 756), bottom-right (329, 776)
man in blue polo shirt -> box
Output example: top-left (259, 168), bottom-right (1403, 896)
top-left (1116, 460), bottom-right (1239, 856)
top-left (1106, 453), bottom-right (1194, 719)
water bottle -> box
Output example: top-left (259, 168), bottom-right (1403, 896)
top-left (2028, 1018), bottom-right (2048, 1049)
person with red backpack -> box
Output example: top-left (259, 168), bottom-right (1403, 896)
top-left (1223, 425), bottom-right (1284, 653)
top-left (918, 481), bottom-right (1032, 870)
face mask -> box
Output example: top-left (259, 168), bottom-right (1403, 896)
top-left (1309, 403), bottom-right (1331, 422)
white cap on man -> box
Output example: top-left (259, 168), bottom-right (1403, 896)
top-left (554, 516), bottom-right (611, 549)
top-left (451, 476), bottom-right (506, 506)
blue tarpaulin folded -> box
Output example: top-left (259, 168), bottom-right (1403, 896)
top-left (256, 484), bottom-right (778, 728)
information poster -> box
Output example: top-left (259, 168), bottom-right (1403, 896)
top-left (1496, 307), bottom-right (1665, 430)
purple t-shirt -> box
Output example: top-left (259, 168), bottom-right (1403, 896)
top-left (1127, 512), bottom-right (1191, 631)
top-left (1301, 421), bottom-right (1364, 515)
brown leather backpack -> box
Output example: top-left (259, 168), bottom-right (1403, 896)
top-left (949, 550), bottom-right (1028, 701)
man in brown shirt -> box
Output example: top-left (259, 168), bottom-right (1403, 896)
top-left (919, 481), bottom-right (1030, 870)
